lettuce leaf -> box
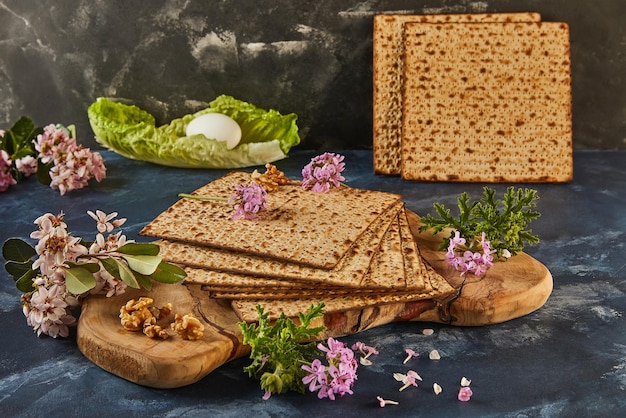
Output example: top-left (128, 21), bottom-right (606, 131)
top-left (87, 95), bottom-right (300, 169)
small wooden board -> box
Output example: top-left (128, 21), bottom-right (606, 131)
top-left (77, 211), bottom-right (552, 388)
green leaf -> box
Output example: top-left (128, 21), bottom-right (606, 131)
top-left (64, 266), bottom-right (97, 295)
top-left (67, 261), bottom-right (101, 273)
top-left (3, 116), bottom-right (41, 158)
top-left (116, 242), bottom-right (160, 256)
top-left (5, 259), bottom-right (34, 279)
top-left (150, 261), bottom-right (186, 284)
top-left (100, 257), bottom-right (120, 278)
top-left (114, 258), bottom-right (140, 289)
top-left (2, 238), bottom-right (36, 263)
top-left (36, 160), bottom-right (53, 186)
top-left (122, 254), bottom-right (162, 275)
top-left (15, 270), bottom-right (36, 292)
top-left (132, 272), bottom-right (153, 291)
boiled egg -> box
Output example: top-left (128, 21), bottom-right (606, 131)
top-left (185, 113), bottom-right (242, 150)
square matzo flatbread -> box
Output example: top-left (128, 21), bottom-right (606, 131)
top-left (159, 202), bottom-right (405, 289)
top-left (372, 12), bottom-right (542, 175)
top-left (401, 21), bottom-right (572, 182)
top-left (141, 171), bottom-right (401, 269)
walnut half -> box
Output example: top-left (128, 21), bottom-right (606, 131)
top-left (251, 163), bottom-right (289, 192)
top-left (171, 313), bottom-right (205, 340)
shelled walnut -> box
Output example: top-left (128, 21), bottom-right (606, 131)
top-left (251, 163), bottom-right (288, 192)
top-left (119, 298), bottom-right (204, 341)
top-left (119, 297), bottom-right (155, 331)
top-left (143, 316), bottom-right (169, 340)
top-left (171, 312), bottom-right (205, 340)
top-left (120, 297), bottom-right (173, 339)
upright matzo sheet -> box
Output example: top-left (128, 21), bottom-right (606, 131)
top-left (372, 12), bottom-right (541, 176)
top-left (141, 171), bottom-right (401, 269)
top-left (161, 203), bottom-right (404, 289)
top-left (401, 21), bottom-right (572, 182)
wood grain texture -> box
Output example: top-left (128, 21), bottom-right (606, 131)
top-left (77, 211), bottom-right (552, 388)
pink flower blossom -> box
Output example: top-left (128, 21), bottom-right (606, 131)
top-left (34, 124), bottom-right (106, 195)
top-left (403, 348), bottom-right (419, 364)
top-left (394, 370), bottom-right (422, 391)
top-left (16, 155), bottom-right (38, 176)
top-left (377, 396), bottom-right (399, 407)
top-left (301, 152), bottom-right (345, 193)
top-left (229, 183), bottom-right (267, 220)
top-left (22, 280), bottom-right (79, 338)
top-left (302, 337), bottom-right (358, 400)
top-left (87, 210), bottom-right (127, 233)
top-left (446, 231), bottom-right (495, 276)
top-left (30, 213), bottom-right (86, 279)
top-left (458, 386), bottom-right (473, 402)
top-left (0, 150), bottom-right (17, 192)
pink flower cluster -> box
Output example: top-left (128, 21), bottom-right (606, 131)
top-left (34, 124), bottom-right (106, 195)
top-left (301, 337), bottom-right (358, 400)
top-left (22, 277), bottom-right (79, 338)
top-left (23, 210), bottom-right (130, 337)
top-left (301, 152), bottom-right (345, 193)
top-left (0, 148), bottom-right (17, 191)
top-left (229, 183), bottom-right (268, 220)
top-left (445, 231), bottom-right (495, 276)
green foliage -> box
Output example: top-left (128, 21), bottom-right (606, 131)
top-left (239, 302), bottom-right (326, 396)
top-left (2, 239), bottom-right (186, 295)
top-left (0, 116), bottom-right (41, 160)
top-left (419, 186), bottom-right (541, 258)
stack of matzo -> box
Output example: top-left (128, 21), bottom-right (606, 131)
top-left (140, 171), bottom-right (455, 322)
top-left (372, 12), bottom-right (573, 182)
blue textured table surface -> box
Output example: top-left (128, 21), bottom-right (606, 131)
top-left (1, 150), bottom-right (625, 417)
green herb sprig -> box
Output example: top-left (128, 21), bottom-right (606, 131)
top-left (419, 186), bottom-right (541, 258)
top-left (239, 303), bottom-right (326, 398)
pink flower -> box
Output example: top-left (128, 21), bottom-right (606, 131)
top-left (302, 337), bottom-right (358, 400)
top-left (446, 231), bottom-right (495, 276)
top-left (87, 210), bottom-right (127, 233)
top-left (394, 370), bottom-right (422, 391)
top-left (0, 150), bottom-right (17, 192)
top-left (22, 280), bottom-right (79, 338)
top-left (34, 124), bottom-right (106, 195)
top-left (15, 155), bottom-right (38, 176)
top-left (403, 348), bottom-right (419, 364)
top-left (458, 386), bottom-right (473, 402)
top-left (229, 183), bottom-right (267, 220)
top-left (301, 152), bottom-right (345, 193)
top-left (377, 396), bottom-right (399, 407)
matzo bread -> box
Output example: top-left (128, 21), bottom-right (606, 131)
top-left (401, 21), bottom-right (573, 182)
top-left (158, 202), bottom-right (404, 289)
top-left (231, 275), bottom-right (450, 322)
top-left (373, 12), bottom-right (542, 175)
top-left (141, 171), bottom-right (401, 269)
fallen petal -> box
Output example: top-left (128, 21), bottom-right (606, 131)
top-left (360, 356), bottom-right (373, 366)
top-left (433, 383), bottom-right (443, 395)
top-left (461, 376), bottom-right (471, 387)
top-left (422, 328), bottom-right (434, 336)
top-left (429, 349), bottom-right (441, 360)
top-left (393, 372), bottom-right (406, 382)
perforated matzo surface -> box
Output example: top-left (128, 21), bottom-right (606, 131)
top-left (401, 22), bottom-right (573, 182)
top-left (372, 13), bottom-right (542, 176)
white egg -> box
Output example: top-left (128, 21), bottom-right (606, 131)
top-left (185, 113), bottom-right (242, 150)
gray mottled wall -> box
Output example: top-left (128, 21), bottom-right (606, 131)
top-left (1, 0), bottom-right (624, 150)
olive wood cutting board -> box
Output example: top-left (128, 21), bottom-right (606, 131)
top-left (77, 211), bottom-right (552, 388)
